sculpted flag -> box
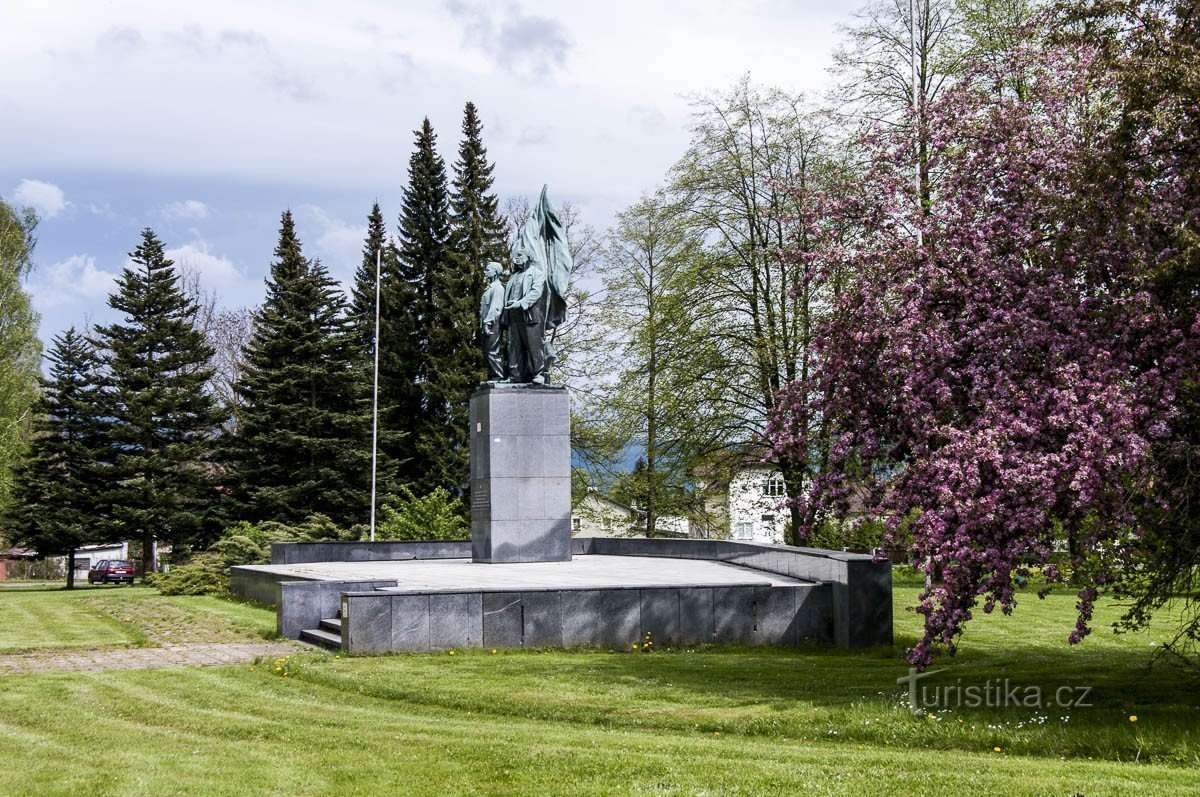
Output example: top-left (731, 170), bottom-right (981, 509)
top-left (534, 185), bottom-right (572, 335)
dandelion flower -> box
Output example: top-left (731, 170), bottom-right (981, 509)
top-left (1129, 715), bottom-right (1138, 723)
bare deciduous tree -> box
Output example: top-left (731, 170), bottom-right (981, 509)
top-left (177, 266), bottom-right (254, 429)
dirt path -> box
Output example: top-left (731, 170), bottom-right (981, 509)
top-left (0, 640), bottom-right (307, 674)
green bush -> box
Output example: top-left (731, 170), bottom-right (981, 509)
top-left (148, 514), bottom-right (368, 596)
top-left (805, 516), bottom-right (887, 552)
top-left (144, 553), bottom-right (228, 596)
top-left (377, 486), bottom-right (467, 541)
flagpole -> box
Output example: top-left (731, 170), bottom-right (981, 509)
top-left (911, 0), bottom-right (923, 248)
top-left (370, 247), bottom-right (381, 542)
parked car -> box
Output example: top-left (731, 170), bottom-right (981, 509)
top-left (88, 560), bottom-right (135, 585)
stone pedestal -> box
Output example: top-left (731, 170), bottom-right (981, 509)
top-left (469, 384), bottom-right (571, 563)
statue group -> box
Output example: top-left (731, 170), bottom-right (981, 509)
top-left (480, 185), bottom-right (572, 385)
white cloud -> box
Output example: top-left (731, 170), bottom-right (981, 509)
top-left (161, 199), bottom-right (211, 220)
top-left (31, 254), bottom-right (118, 309)
top-left (12, 179), bottom-right (68, 219)
top-left (297, 205), bottom-right (366, 287)
top-left (446, 0), bottom-right (572, 78)
top-left (166, 240), bottom-right (259, 307)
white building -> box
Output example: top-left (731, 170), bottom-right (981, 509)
top-left (571, 491), bottom-right (636, 537)
top-left (700, 464), bottom-right (790, 545)
top-left (572, 459), bottom-right (793, 544)
top-left (71, 541), bottom-right (130, 581)
top-left (571, 490), bottom-right (692, 539)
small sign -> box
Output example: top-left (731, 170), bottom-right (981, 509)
top-left (476, 422), bottom-right (482, 432)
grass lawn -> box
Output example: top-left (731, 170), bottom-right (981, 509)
top-left (0, 585), bottom-right (275, 653)
top-left (0, 580), bottom-right (1196, 795)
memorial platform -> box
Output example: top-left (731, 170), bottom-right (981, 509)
top-left (231, 537), bottom-right (892, 654)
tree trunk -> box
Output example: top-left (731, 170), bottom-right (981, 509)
top-left (142, 531), bottom-right (156, 576)
top-left (66, 550), bottom-right (76, 589)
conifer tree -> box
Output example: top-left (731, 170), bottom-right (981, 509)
top-left (93, 230), bottom-right (226, 570)
top-left (7, 329), bottom-right (107, 587)
top-left (231, 211), bottom-right (367, 526)
top-left (428, 102), bottom-right (509, 495)
top-left (383, 118), bottom-right (455, 493)
top-left (349, 202), bottom-right (404, 511)
top-left (349, 201), bottom-right (387, 351)
top-left (448, 102), bottom-right (508, 303)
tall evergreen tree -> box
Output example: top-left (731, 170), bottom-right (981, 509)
top-left (350, 201), bottom-right (387, 351)
top-left (382, 118), bottom-right (456, 494)
top-left (428, 102), bottom-right (509, 495)
top-left (349, 202), bottom-right (404, 515)
top-left (93, 230), bottom-right (226, 570)
top-left (448, 102), bottom-right (508, 300)
top-left (7, 329), bottom-right (107, 587)
top-left (231, 211), bottom-right (367, 526)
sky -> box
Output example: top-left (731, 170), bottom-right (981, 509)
top-left (2, 0), bottom-right (856, 343)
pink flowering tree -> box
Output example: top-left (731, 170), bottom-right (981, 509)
top-left (770, 24), bottom-right (1195, 668)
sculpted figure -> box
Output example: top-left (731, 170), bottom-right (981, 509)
top-left (490, 185), bottom-right (573, 385)
top-left (502, 223), bottom-right (548, 383)
top-left (479, 261), bottom-right (506, 381)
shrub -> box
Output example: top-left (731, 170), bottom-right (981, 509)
top-left (805, 517), bottom-right (887, 552)
top-left (148, 514), bottom-right (368, 596)
top-left (145, 553), bottom-right (227, 596)
top-left (377, 486), bottom-right (467, 541)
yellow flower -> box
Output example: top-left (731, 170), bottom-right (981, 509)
top-left (993, 747), bottom-right (1001, 752)
top-left (1129, 715), bottom-right (1138, 723)
top-left (448, 650), bottom-right (456, 656)
top-left (491, 649), bottom-right (498, 654)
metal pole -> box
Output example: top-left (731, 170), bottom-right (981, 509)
top-left (911, 0), bottom-right (923, 248)
top-left (369, 247), bottom-right (381, 542)
top-left (912, 0), bottom-right (931, 592)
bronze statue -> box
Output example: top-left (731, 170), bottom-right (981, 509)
top-left (494, 185), bottom-right (573, 385)
top-left (479, 261), bottom-right (506, 381)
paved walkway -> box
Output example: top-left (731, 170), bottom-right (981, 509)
top-left (0, 640), bottom-right (307, 674)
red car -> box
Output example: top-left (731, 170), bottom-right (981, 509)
top-left (88, 560), bottom-right (135, 585)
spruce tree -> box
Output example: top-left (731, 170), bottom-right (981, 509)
top-left (231, 211), bottom-right (367, 526)
top-left (349, 202), bottom-right (406, 513)
top-left (349, 201), bottom-right (387, 351)
top-left (383, 118), bottom-right (455, 494)
top-left (7, 329), bottom-right (107, 587)
top-left (429, 101), bottom-right (509, 495)
top-left (448, 102), bottom-right (508, 302)
top-left (93, 230), bottom-right (226, 570)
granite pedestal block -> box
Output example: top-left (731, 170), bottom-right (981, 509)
top-left (470, 384), bottom-right (572, 563)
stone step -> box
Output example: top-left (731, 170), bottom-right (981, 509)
top-left (318, 617), bottom-right (342, 634)
top-left (299, 627), bottom-right (342, 650)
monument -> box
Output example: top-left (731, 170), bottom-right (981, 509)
top-left (230, 184), bottom-right (893, 657)
top-left (470, 186), bottom-right (573, 563)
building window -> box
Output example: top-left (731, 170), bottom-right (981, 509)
top-left (602, 517), bottom-right (614, 532)
top-left (735, 522), bottom-right (754, 540)
top-left (571, 517), bottom-right (581, 532)
top-left (763, 475), bottom-right (786, 497)
top-left (761, 514), bottom-right (775, 523)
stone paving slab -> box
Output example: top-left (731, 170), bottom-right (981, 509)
top-left (0, 641), bottom-right (307, 674)
top-left (242, 554), bottom-right (810, 592)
